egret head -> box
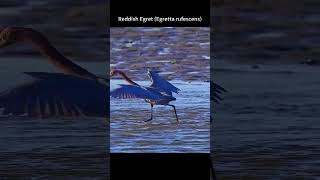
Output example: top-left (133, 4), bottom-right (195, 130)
top-left (0, 27), bottom-right (23, 48)
top-left (110, 69), bottom-right (120, 77)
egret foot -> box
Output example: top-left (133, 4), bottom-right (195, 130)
top-left (144, 104), bottom-right (153, 122)
top-left (168, 104), bottom-right (179, 123)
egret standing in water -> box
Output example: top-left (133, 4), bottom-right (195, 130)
top-left (110, 69), bottom-right (227, 122)
top-left (110, 69), bottom-right (180, 122)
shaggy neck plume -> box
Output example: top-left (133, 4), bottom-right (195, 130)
top-left (21, 28), bottom-right (97, 79)
top-left (116, 70), bottom-right (139, 86)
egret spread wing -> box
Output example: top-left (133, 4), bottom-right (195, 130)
top-left (0, 72), bottom-right (108, 118)
top-left (110, 84), bottom-right (163, 100)
top-left (147, 70), bottom-right (180, 95)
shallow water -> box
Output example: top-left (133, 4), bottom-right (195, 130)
top-left (0, 116), bottom-right (108, 179)
top-left (110, 79), bottom-right (210, 153)
top-left (212, 63), bottom-right (320, 179)
top-left (110, 27), bottom-right (210, 82)
top-left (1, 0), bottom-right (319, 178)
top-left (0, 57), bottom-right (108, 179)
top-left (0, 1), bottom-right (109, 178)
top-left (110, 27), bottom-right (210, 153)
top-left (212, 1), bottom-right (320, 178)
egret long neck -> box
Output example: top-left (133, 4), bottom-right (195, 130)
top-left (23, 29), bottom-right (97, 79)
top-left (118, 71), bottom-right (139, 86)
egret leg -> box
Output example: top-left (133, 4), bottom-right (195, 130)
top-left (168, 104), bottom-right (179, 122)
top-left (145, 104), bottom-right (153, 122)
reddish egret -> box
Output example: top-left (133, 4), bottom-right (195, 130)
top-left (110, 69), bottom-right (180, 122)
top-left (110, 70), bottom-right (226, 122)
top-left (0, 27), bottom-right (108, 118)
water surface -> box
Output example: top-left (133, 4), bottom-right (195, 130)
top-left (111, 79), bottom-right (210, 153)
top-left (0, 57), bottom-right (108, 179)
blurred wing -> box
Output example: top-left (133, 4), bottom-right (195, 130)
top-left (211, 81), bottom-right (227, 103)
top-left (110, 84), bottom-right (163, 100)
top-left (148, 70), bottom-right (180, 95)
top-left (0, 72), bottom-right (108, 118)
